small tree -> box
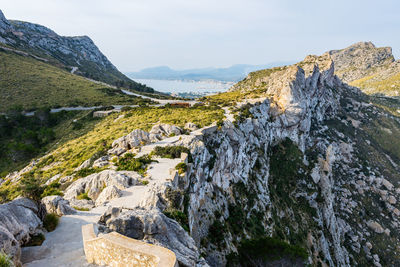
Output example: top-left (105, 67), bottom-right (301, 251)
top-left (18, 173), bottom-right (44, 202)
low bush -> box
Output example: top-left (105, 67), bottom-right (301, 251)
top-left (0, 251), bottom-right (13, 267)
top-left (163, 209), bottom-right (189, 232)
top-left (116, 153), bottom-right (155, 175)
top-left (77, 192), bottom-right (91, 200)
top-left (41, 182), bottom-right (63, 198)
top-left (175, 162), bottom-right (187, 175)
top-left (43, 213), bottom-right (59, 232)
top-left (24, 233), bottom-right (45, 247)
top-left (151, 146), bottom-right (189, 159)
top-left (72, 206), bottom-right (89, 211)
top-left (227, 237), bottom-right (308, 266)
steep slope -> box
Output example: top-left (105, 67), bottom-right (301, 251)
top-left (0, 9), bottom-right (152, 92)
top-left (0, 48), bottom-right (149, 112)
top-left (329, 42), bottom-right (400, 96)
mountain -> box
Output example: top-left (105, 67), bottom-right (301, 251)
top-left (329, 42), bottom-right (400, 96)
top-left (0, 10), bottom-right (152, 92)
top-left (126, 62), bottom-right (293, 82)
top-left (0, 10), bottom-right (162, 112)
top-left (2, 43), bottom-right (400, 267)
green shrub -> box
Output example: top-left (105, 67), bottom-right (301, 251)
top-left (72, 206), bottom-right (89, 211)
top-left (0, 251), bottom-right (13, 267)
top-left (163, 209), bottom-right (189, 232)
top-left (24, 233), bottom-right (45, 247)
top-left (41, 182), bottom-right (63, 198)
top-left (208, 219), bottom-right (226, 245)
top-left (227, 237), bottom-right (308, 266)
top-left (77, 192), bottom-right (91, 200)
top-left (140, 180), bottom-right (149, 185)
top-left (43, 213), bottom-right (59, 232)
top-left (151, 146), bottom-right (189, 159)
top-left (116, 154), bottom-right (155, 175)
top-left (18, 174), bottom-right (44, 202)
top-left (175, 162), bottom-right (187, 175)
top-left (75, 167), bottom-right (97, 178)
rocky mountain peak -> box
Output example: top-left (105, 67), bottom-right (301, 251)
top-left (0, 9), bottom-right (11, 33)
top-left (329, 41), bottom-right (395, 82)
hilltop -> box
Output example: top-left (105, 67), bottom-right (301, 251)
top-left (329, 42), bottom-right (400, 96)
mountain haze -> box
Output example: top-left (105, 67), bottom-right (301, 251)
top-left (127, 62), bottom-right (293, 82)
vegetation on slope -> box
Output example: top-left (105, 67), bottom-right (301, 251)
top-left (0, 108), bottom-right (103, 176)
top-left (350, 72), bottom-right (400, 96)
top-left (0, 50), bottom-right (152, 112)
top-left (0, 106), bottom-right (223, 190)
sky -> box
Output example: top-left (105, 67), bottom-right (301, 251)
top-left (1, 0), bottom-right (399, 71)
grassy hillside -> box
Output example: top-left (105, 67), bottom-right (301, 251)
top-left (0, 105), bottom-right (224, 197)
top-left (0, 49), bottom-right (151, 112)
top-left (350, 72), bottom-right (400, 96)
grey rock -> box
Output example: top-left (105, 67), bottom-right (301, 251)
top-left (41, 196), bottom-right (76, 216)
top-left (99, 208), bottom-right (199, 267)
top-left (95, 185), bottom-right (122, 206)
top-left (0, 198), bottom-right (42, 265)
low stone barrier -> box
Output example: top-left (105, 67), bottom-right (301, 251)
top-left (82, 224), bottom-right (178, 267)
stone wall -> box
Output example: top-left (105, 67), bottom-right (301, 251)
top-left (82, 224), bottom-right (178, 267)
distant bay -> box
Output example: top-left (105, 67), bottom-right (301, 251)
top-left (133, 79), bottom-right (234, 95)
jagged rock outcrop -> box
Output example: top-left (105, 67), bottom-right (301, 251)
top-left (108, 124), bottom-right (183, 155)
top-left (64, 170), bottom-right (140, 202)
top-left (41, 196), bottom-right (76, 216)
top-left (0, 198), bottom-right (43, 266)
top-left (99, 207), bottom-right (200, 267)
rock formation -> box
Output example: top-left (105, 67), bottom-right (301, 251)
top-left (0, 198), bottom-right (43, 266)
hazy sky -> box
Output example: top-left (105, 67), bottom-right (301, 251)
top-left (1, 0), bottom-right (399, 71)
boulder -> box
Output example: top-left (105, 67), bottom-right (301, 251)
top-left (99, 208), bottom-right (199, 267)
top-left (44, 174), bottom-right (61, 186)
top-left (367, 220), bottom-right (384, 234)
top-left (41, 196), bottom-right (76, 216)
top-left (64, 170), bottom-right (139, 201)
top-left (109, 129), bottom-right (150, 155)
top-left (69, 199), bottom-right (95, 210)
top-left (74, 158), bottom-right (91, 171)
top-left (92, 156), bottom-right (110, 168)
top-left (0, 198), bottom-right (42, 265)
top-left (184, 122), bottom-right (198, 131)
top-left (95, 185), bottom-right (122, 206)
top-left (149, 124), bottom-right (183, 141)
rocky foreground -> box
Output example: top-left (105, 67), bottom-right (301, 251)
top-left (1, 49), bottom-right (400, 267)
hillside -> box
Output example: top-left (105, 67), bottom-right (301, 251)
top-left (329, 42), bottom-right (400, 96)
top-left (0, 48), bottom-right (151, 112)
top-left (1, 50), bottom-right (400, 267)
top-left (0, 9), bottom-right (152, 92)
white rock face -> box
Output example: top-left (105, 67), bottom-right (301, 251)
top-left (0, 198), bottom-right (42, 266)
top-left (95, 185), bottom-right (122, 206)
top-left (41, 196), bottom-right (76, 216)
top-left (109, 129), bottom-right (150, 155)
top-left (64, 170), bottom-right (139, 201)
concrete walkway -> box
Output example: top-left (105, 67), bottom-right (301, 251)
top-left (21, 136), bottom-right (186, 267)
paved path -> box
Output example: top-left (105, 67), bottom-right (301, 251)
top-left (21, 136), bottom-right (185, 267)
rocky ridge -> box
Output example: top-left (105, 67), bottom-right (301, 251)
top-left (0, 9), bottom-right (149, 89)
